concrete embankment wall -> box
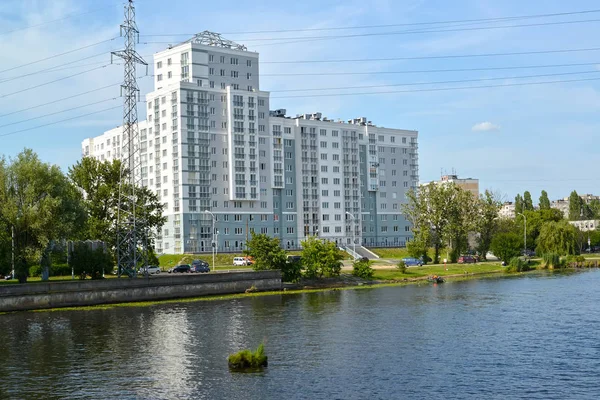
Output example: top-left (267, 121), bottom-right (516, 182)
top-left (0, 271), bottom-right (282, 312)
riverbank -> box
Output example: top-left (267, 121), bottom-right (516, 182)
top-left (6, 265), bottom-right (511, 313)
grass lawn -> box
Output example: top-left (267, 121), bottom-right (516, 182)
top-left (370, 247), bottom-right (446, 259)
top-left (372, 261), bottom-right (504, 281)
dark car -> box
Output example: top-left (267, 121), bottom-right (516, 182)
top-left (191, 264), bottom-right (210, 273)
top-left (191, 260), bottom-right (210, 273)
top-left (169, 264), bottom-right (191, 273)
top-left (287, 255), bottom-right (301, 264)
top-left (458, 256), bottom-right (477, 264)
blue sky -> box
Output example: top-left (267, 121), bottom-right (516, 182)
top-left (1, 0), bottom-right (599, 203)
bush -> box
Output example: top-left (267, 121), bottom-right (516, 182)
top-left (396, 260), bottom-right (407, 274)
top-left (505, 257), bottom-right (531, 273)
top-left (565, 255), bottom-right (585, 264)
top-left (282, 259), bottom-right (302, 283)
top-left (352, 258), bottom-right (374, 279)
top-left (228, 343), bottom-right (268, 371)
top-left (542, 253), bottom-right (563, 269)
top-left (490, 232), bottom-right (523, 263)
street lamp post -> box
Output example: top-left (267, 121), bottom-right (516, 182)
top-left (204, 210), bottom-right (216, 272)
top-left (346, 212), bottom-right (356, 259)
top-left (517, 212), bottom-right (527, 256)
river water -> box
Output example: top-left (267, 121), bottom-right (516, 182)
top-left (1, 270), bottom-right (599, 399)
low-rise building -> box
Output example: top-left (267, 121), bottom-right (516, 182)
top-left (499, 202), bottom-right (515, 219)
top-left (569, 220), bottom-right (600, 232)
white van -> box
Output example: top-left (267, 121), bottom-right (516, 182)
top-left (233, 257), bottom-right (247, 266)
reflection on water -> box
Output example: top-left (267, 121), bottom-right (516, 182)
top-left (1, 271), bottom-right (600, 399)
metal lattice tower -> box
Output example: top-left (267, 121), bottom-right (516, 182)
top-left (112, 0), bottom-right (148, 277)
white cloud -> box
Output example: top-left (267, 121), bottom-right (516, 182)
top-left (472, 122), bottom-right (500, 132)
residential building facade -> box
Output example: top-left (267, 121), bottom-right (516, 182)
top-left (82, 32), bottom-right (419, 254)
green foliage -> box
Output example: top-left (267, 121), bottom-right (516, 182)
top-left (406, 236), bottom-right (429, 263)
top-left (565, 255), bottom-right (586, 264)
top-left (541, 253), bottom-right (562, 269)
top-left (228, 343), bottom-right (268, 371)
top-left (70, 242), bottom-right (113, 280)
top-left (403, 183), bottom-right (477, 264)
top-left (69, 157), bottom-right (166, 249)
top-left (301, 236), bottom-right (343, 278)
top-left (514, 194), bottom-right (524, 215)
top-left (246, 232), bottom-right (287, 271)
top-left (396, 260), bottom-right (407, 274)
top-left (490, 232), bottom-right (522, 263)
top-left (523, 191), bottom-right (534, 212)
top-left (568, 190), bottom-right (592, 221)
top-left (536, 220), bottom-right (577, 256)
top-left (539, 190), bottom-right (551, 210)
top-left (352, 258), bottom-right (374, 279)
top-left (505, 257), bottom-right (530, 273)
top-left (475, 190), bottom-right (502, 260)
top-left (283, 258), bottom-right (303, 283)
top-left (0, 149), bottom-right (86, 283)
top-left (589, 199), bottom-right (600, 220)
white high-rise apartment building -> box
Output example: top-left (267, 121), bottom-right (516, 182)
top-left (82, 32), bottom-right (419, 255)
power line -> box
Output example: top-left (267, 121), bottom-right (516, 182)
top-left (142, 18), bottom-right (600, 45)
top-left (269, 70), bottom-right (600, 92)
top-left (0, 75), bottom-right (149, 118)
top-left (0, 37), bottom-right (118, 75)
top-left (0, 60), bottom-right (120, 85)
top-left (141, 8), bottom-right (600, 36)
top-left (0, 106), bottom-right (122, 138)
top-left (0, 64), bottom-right (115, 99)
top-left (269, 76), bottom-right (600, 99)
top-left (0, 3), bottom-right (121, 36)
top-left (0, 83), bottom-right (122, 118)
top-left (261, 47), bottom-right (600, 64)
top-left (0, 98), bottom-right (119, 129)
top-left (262, 62), bottom-right (600, 76)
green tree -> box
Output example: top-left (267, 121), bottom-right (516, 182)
top-left (301, 236), bottom-right (342, 278)
top-left (490, 232), bottom-right (523, 263)
top-left (567, 190), bottom-right (591, 221)
top-left (245, 232), bottom-right (287, 271)
top-left (539, 190), bottom-right (551, 210)
top-left (523, 191), bottom-right (534, 212)
top-left (69, 157), bottom-right (166, 249)
top-left (352, 258), bottom-right (374, 279)
top-left (521, 208), bottom-right (564, 251)
top-left (514, 194), bottom-right (524, 215)
top-left (445, 186), bottom-right (478, 263)
top-left (475, 190), bottom-right (502, 260)
top-left (536, 220), bottom-right (578, 256)
top-left (0, 150), bottom-right (86, 283)
top-left (589, 199), bottom-right (600, 219)
top-left (403, 183), bottom-right (454, 264)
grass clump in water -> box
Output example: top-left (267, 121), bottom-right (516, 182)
top-left (228, 343), bottom-right (268, 372)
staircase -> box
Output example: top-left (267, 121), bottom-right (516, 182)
top-left (355, 246), bottom-right (380, 260)
top-left (340, 246), bottom-right (361, 260)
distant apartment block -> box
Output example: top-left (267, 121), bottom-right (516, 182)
top-left (550, 194), bottom-right (600, 219)
top-left (82, 32), bottom-right (419, 254)
top-left (569, 220), bottom-right (600, 232)
top-left (420, 173), bottom-right (479, 198)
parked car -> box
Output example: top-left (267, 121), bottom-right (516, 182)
top-left (191, 261), bottom-right (210, 273)
top-left (401, 257), bottom-right (423, 267)
top-left (191, 259), bottom-right (209, 269)
top-left (287, 255), bottom-right (301, 264)
top-left (4, 273), bottom-right (13, 280)
top-left (522, 250), bottom-right (536, 257)
top-left (139, 265), bottom-right (161, 275)
top-left (169, 264), bottom-right (191, 273)
top-left (458, 256), bottom-right (477, 264)
top-left (233, 257), bottom-right (252, 266)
